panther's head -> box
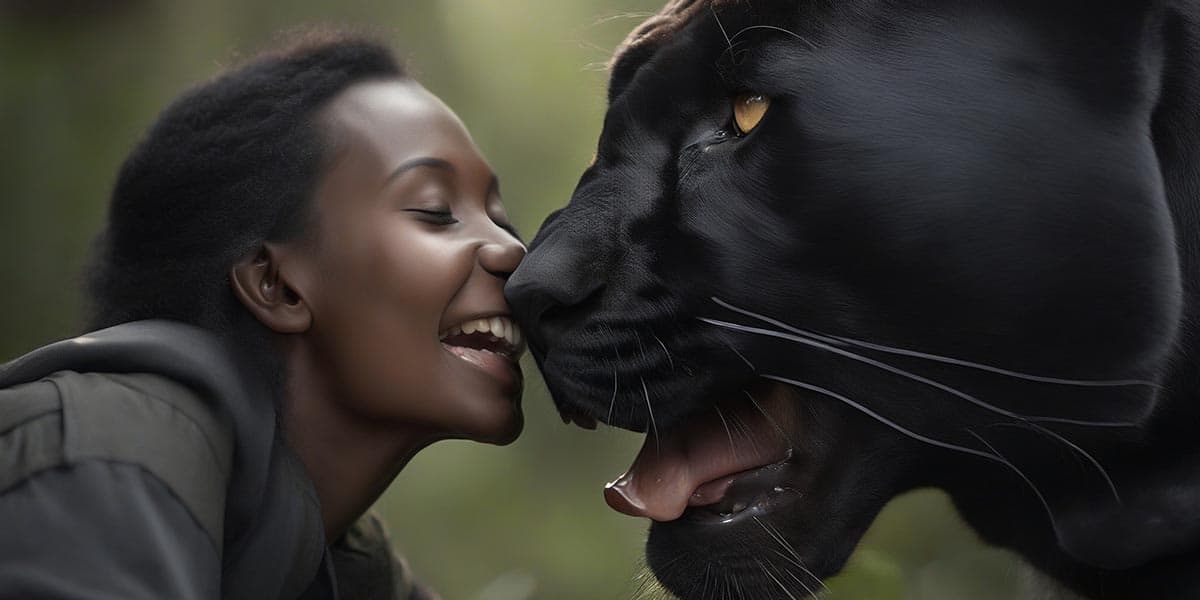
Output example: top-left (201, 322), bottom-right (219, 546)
top-left (508, 0), bottom-right (1200, 597)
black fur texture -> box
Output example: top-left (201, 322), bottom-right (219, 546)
top-left (507, 1), bottom-right (1200, 598)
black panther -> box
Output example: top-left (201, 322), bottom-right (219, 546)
top-left (506, 0), bottom-right (1200, 598)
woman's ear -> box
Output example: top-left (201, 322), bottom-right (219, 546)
top-left (230, 243), bottom-right (312, 334)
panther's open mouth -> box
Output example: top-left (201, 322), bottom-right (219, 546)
top-left (580, 384), bottom-right (801, 524)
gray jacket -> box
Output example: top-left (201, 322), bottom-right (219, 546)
top-left (0, 321), bottom-right (433, 599)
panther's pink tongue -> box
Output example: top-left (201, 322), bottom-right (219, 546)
top-left (604, 402), bottom-right (791, 522)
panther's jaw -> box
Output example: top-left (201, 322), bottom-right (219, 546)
top-left (589, 381), bottom-right (813, 523)
top-left (556, 404), bottom-right (599, 430)
top-left (601, 391), bottom-right (797, 523)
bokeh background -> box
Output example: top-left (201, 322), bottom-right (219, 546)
top-left (1, 1), bottom-right (1032, 598)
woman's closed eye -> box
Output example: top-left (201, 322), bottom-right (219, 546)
top-left (405, 208), bottom-right (460, 225)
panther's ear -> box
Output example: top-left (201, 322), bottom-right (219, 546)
top-left (1055, 456), bottom-right (1200, 570)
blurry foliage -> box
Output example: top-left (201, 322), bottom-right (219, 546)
top-left (1, 1), bottom-right (1023, 598)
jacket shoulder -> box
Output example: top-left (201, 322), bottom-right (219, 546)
top-left (0, 370), bottom-right (233, 547)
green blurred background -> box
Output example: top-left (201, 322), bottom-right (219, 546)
top-left (0, 1), bottom-right (1032, 598)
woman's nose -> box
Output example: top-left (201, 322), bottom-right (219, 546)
top-left (478, 228), bottom-right (526, 279)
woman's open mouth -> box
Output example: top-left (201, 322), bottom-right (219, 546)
top-left (440, 315), bottom-right (525, 394)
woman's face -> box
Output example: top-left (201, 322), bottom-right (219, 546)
top-left (294, 79), bottom-right (526, 444)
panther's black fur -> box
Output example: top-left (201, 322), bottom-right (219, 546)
top-left (507, 1), bottom-right (1200, 598)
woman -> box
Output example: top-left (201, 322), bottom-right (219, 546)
top-left (0, 31), bottom-right (524, 599)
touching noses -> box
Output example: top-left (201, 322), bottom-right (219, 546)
top-left (505, 222), bottom-right (605, 331)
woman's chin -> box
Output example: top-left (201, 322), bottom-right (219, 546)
top-left (450, 401), bottom-right (524, 446)
top-left (481, 408), bottom-right (525, 446)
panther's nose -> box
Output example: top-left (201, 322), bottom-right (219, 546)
top-left (505, 227), bottom-right (605, 334)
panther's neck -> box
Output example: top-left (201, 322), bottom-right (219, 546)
top-left (1153, 0), bottom-right (1200, 449)
top-left (950, 414), bottom-right (1200, 599)
top-left (1056, 6), bottom-right (1200, 593)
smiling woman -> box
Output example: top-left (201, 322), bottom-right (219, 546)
top-left (274, 78), bottom-right (527, 454)
top-left (0, 30), bottom-right (525, 600)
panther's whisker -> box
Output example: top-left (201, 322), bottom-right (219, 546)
top-left (710, 5), bottom-right (734, 53)
top-left (703, 317), bottom-right (1136, 428)
top-left (634, 329), bottom-right (651, 372)
top-left (590, 11), bottom-right (656, 27)
top-left (966, 429), bottom-right (1063, 539)
top-left (715, 404), bottom-right (740, 463)
top-left (711, 296), bottom-right (1156, 389)
top-left (773, 551), bottom-right (828, 596)
top-left (708, 563), bottom-right (718, 600)
top-left (989, 421), bottom-right (1122, 505)
top-left (574, 38), bottom-right (617, 58)
top-left (754, 516), bottom-right (830, 592)
top-left (771, 556), bottom-right (819, 599)
top-left (581, 61), bottom-right (611, 73)
top-left (728, 25), bottom-right (818, 50)
top-left (746, 390), bottom-right (796, 448)
top-left (755, 558), bottom-right (801, 600)
top-left (653, 332), bottom-right (676, 372)
top-left (769, 549), bottom-right (825, 595)
top-left (750, 516), bottom-right (795, 562)
top-left (724, 341), bottom-right (757, 372)
top-left (609, 369), bottom-right (619, 425)
top-left (726, 404), bottom-right (764, 457)
top-left (642, 377), bottom-right (661, 456)
top-left (767, 547), bottom-right (806, 572)
top-left (608, 334), bottom-right (625, 425)
top-left (763, 374), bottom-right (1005, 463)
top-left (771, 559), bottom-right (816, 599)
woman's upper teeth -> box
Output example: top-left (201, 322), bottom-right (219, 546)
top-left (440, 315), bottom-right (522, 349)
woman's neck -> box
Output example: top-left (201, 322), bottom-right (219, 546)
top-left (282, 342), bottom-right (437, 541)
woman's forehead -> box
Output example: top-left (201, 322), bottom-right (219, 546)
top-left (321, 79), bottom-right (476, 171)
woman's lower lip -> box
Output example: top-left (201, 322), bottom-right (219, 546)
top-left (441, 343), bottom-right (522, 394)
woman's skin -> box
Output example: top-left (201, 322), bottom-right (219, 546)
top-left (230, 79), bottom-right (527, 539)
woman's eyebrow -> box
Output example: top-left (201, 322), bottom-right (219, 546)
top-left (385, 158), bottom-right (500, 196)
top-left (385, 157), bottom-right (454, 183)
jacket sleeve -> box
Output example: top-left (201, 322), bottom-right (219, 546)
top-left (0, 461), bottom-right (221, 599)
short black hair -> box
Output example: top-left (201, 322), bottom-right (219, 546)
top-left (86, 29), bottom-right (407, 397)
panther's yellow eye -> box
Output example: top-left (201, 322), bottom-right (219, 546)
top-left (733, 93), bottom-right (770, 135)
